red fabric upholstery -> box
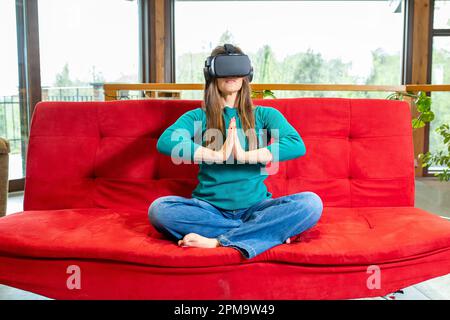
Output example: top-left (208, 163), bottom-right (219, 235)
top-left (1, 97), bottom-right (449, 299)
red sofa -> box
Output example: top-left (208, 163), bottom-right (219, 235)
top-left (1, 97), bottom-right (450, 300)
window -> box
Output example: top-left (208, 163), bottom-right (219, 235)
top-left (0, 1), bottom-right (23, 180)
top-left (38, 0), bottom-right (139, 102)
top-left (175, 0), bottom-right (405, 99)
top-left (429, 0), bottom-right (450, 172)
top-left (433, 0), bottom-right (450, 29)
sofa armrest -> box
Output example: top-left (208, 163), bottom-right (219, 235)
top-left (0, 137), bottom-right (10, 217)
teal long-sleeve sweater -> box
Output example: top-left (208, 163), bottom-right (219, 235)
top-left (156, 105), bottom-right (306, 210)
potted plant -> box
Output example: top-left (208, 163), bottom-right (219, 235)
top-left (387, 91), bottom-right (449, 181)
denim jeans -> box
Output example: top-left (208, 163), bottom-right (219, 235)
top-left (148, 191), bottom-right (323, 259)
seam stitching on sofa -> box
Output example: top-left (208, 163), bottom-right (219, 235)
top-left (27, 134), bottom-right (412, 139)
top-left (348, 99), bottom-right (352, 208)
top-left (286, 176), bottom-right (413, 180)
top-left (303, 135), bottom-right (412, 139)
top-left (285, 107), bottom-right (288, 184)
top-left (29, 135), bottom-right (153, 138)
top-left (92, 104), bottom-right (100, 208)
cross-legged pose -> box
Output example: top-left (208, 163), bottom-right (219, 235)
top-left (148, 44), bottom-right (323, 259)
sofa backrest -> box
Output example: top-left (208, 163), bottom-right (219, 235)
top-left (24, 97), bottom-right (414, 212)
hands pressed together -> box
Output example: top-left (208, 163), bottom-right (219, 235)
top-left (218, 117), bottom-right (247, 163)
top-left (193, 116), bottom-right (272, 164)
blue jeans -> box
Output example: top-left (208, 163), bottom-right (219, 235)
top-left (148, 191), bottom-right (323, 259)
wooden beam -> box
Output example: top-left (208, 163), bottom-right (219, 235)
top-left (103, 83), bottom-right (408, 92)
top-left (154, 0), bottom-right (165, 82)
top-left (410, 0), bottom-right (432, 177)
top-left (406, 84), bottom-right (450, 91)
top-left (141, 0), bottom-right (174, 83)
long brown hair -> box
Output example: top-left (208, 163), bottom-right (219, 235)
top-left (201, 44), bottom-right (258, 152)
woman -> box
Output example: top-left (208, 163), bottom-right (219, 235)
top-left (148, 44), bottom-right (323, 260)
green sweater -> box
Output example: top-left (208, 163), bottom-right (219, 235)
top-left (156, 105), bottom-right (306, 210)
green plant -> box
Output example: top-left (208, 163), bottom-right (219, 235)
top-left (251, 89), bottom-right (276, 99)
top-left (386, 91), bottom-right (449, 181)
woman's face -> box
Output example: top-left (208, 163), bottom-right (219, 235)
top-left (217, 77), bottom-right (244, 95)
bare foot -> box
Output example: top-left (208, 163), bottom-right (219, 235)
top-left (178, 233), bottom-right (220, 248)
top-left (285, 237), bottom-right (291, 244)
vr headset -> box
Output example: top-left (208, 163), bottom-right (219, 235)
top-left (203, 43), bottom-right (254, 82)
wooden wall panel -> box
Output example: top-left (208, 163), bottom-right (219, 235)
top-left (142, 0), bottom-right (174, 83)
top-left (410, 0), bottom-right (432, 177)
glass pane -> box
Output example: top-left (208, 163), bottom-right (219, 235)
top-left (434, 0), bottom-right (450, 29)
top-left (175, 0), bottom-right (404, 99)
top-left (432, 37), bottom-right (450, 85)
top-left (429, 36), bottom-right (450, 171)
top-left (38, 0), bottom-right (139, 102)
top-left (428, 92), bottom-right (450, 171)
top-left (0, 1), bottom-right (24, 180)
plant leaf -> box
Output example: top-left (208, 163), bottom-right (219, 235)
top-left (412, 118), bottom-right (425, 129)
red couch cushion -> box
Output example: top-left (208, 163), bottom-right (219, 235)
top-left (23, 98), bottom-right (414, 213)
top-left (1, 206), bottom-right (449, 268)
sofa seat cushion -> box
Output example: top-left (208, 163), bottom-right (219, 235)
top-left (0, 207), bottom-right (450, 268)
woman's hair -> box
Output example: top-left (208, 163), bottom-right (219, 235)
top-left (201, 44), bottom-right (258, 152)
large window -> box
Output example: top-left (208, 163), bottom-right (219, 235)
top-left (0, 1), bottom-right (22, 180)
top-left (0, 0), bottom-right (140, 183)
top-left (38, 0), bottom-right (139, 102)
top-left (430, 0), bottom-right (450, 172)
top-left (1, 0), bottom-right (446, 184)
top-left (175, 0), bottom-right (405, 99)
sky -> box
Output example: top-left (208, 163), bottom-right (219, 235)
top-left (1, 0), bottom-right (449, 96)
top-left (175, 0), bottom-right (404, 75)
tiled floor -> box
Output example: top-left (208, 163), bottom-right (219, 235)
top-left (1, 177), bottom-right (449, 300)
top-left (415, 177), bottom-right (450, 218)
